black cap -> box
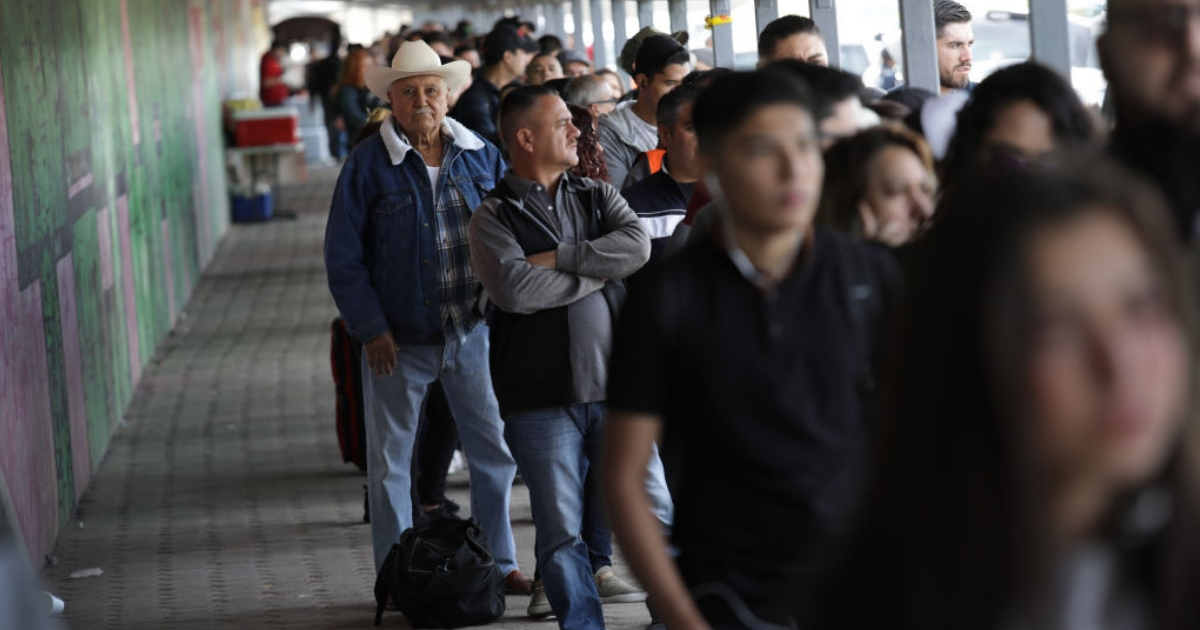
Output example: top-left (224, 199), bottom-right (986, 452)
top-left (482, 25), bottom-right (540, 61)
top-left (635, 34), bottom-right (686, 76)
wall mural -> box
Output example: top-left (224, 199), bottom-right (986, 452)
top-left (0, 0), bottom-right (262, 564)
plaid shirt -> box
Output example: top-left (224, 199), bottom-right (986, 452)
top-left (431, 170), bottom-right (482, 343)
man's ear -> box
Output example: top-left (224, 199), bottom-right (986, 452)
top-left (658, 124), bottom-right (671, 149)
top-left (516, 127), bottom-right (536, 153)
top-left (634, 73), bottom-right (648, 90)
top-left (503, 49), bottom-right (517, 67)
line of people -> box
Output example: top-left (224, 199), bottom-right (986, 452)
top-left (324, 0), bottom-right (1200, 628)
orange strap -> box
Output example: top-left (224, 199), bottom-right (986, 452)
top-left (646, 149), bottom-right (666, 175)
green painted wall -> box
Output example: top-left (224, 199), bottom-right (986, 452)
top-left (0, 0), bottom-right (265, 564)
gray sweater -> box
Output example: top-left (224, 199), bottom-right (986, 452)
top-left (469, 171), bottom-right (650, 404)
top-left (597, 103), bottom-right (659, 193)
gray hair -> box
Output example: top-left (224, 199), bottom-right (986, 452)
top-left (562, 75), bottom-right (611, 107)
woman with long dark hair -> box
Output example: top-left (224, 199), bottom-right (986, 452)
top-left (568, 104), bottom-right (609, 182)
top-left (805, 157), bottom-right (1200, 630)
top-left (942, 62), bottom-right (1096, 187)
top-left (336, 48), bottom-right (385, 144)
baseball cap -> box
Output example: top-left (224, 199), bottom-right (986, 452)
top-left (482, 25), bottom-right (539, 64)
top-left (634, 34), bottom-right (687, 76)
top-left (557, 49), bottom-right (592, 68)
top-left (618, 27), bottom-right (689, 76)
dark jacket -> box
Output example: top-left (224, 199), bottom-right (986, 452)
top-left (451, 77), bottom-right (502, 145)
top-left (336, 85), bottom-right (384, 144)
top-left (324, 115), bottom-right (506, 344)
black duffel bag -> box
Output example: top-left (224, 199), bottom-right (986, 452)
top-left (373, 516), bottom-right (506, 627)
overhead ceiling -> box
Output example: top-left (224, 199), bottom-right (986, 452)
top-left (268, 0), bottom-right (416, 43)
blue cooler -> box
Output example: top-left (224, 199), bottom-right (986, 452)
top-left (231, 191), bottom-right (273, 222)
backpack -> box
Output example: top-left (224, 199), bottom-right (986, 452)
top-left (373, 517), bottom-right (505, 628)
top-left (329, 318), bottom-right (367, 471)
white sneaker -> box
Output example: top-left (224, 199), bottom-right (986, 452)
top-left (447, 450), bottom-right (465, 475)
top-left (44, 591), bottom-right (65, 615)
top-left (595, 566), bottom-right (647, 604)
top-left (527, 580), bottom-right (553, 618)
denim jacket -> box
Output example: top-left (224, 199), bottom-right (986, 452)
top-left (324, 115), bottom-right (506, 344)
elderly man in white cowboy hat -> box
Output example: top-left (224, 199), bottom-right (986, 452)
top-left (324, 40), bottom-right (533, 594)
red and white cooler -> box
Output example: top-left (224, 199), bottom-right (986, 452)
top-left (233, 106), bottom-right (300, 147)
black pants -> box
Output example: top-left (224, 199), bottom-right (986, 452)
top-left (412, 381), bottom-right (460, 511)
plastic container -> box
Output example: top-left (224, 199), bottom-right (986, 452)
top-left (233, 106), bottom-right (299, 147)
top-left (231, 191), bottom-right (273, 222)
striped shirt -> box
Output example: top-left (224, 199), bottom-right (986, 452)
top-left (621, 168), bottom-right (696, 264)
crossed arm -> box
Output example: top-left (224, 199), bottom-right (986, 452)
top-left (468, 189), bottom-right (650, 314)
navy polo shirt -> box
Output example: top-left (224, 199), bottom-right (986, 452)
top-left (607, 225), bottom-right (901, 619)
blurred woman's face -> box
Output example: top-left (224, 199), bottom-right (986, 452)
top-left (348, 52), bottom-right (370, 84)
top-left (1025, 209), bottom-right (1188, 496)
top-left (858, 145), bottom-right (935, 247)
top-left (982, 99), bottom-right (1056, 165)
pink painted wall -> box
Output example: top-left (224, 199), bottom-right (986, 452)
top-left (0, 58), bottom-right (61, 564)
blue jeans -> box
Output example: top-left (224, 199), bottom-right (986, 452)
top-left (504, 403), bottom-right (606, 630)
top-left (361, 324), bottom-right (519, 573)
top-left (583, 443), bottom-right (673, 571)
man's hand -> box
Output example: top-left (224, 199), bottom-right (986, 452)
top-left (526, 249), bottom-right (557, 269)
top-left (364, 332), bottom-right (398, 376)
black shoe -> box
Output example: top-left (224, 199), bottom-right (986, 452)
top-left (442, 498), bottom-right (461, 514)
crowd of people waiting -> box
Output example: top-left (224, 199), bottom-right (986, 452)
top-left (323, 0), bottom-right (1200, 628)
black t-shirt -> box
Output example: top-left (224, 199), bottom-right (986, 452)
top-left (607, 227), bottom-right (901, 615)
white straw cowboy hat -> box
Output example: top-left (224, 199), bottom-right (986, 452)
top-left (365, 40), bottom-right (471, 100)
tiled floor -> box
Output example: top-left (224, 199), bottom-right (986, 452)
top-left (42, 166), bottom-right (650, 630)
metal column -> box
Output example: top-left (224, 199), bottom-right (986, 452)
top-left (533, 4), bottom-right (546, 35)
top-left (711, 0), bottom-right (735, 67)
top-left (592, 0), bottom-right (609, 69)
top-left (572, 0), bottom-right (588, 52)
top-left (638, 0), bottom-right (654, 29)
top-left (755, 0), bottom-right (778, 37)
top-left (612, 0), bottom-right (630, 72)
top-left (809, 0), bottom-right (839, 68)
top-left (1029, 0), bottom-right (1071, 77)
top-left (898, 0), bottom-right (939, 93)
top-left (668, 0), bottom-right (687, 34)
top-left (546, 2), bottom-right (566, 37)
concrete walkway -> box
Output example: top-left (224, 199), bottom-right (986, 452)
top-left (42, 166), bottom-right (650, 630)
